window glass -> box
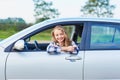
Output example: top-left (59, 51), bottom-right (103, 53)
top-left (90, 24), bottom-right (120, 49)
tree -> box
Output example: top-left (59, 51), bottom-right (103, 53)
top-left (0, 18), bottom-right (27, 31)
top-left (33, 0), bottom-right (59, 23)
top-left (80, 0), bottom-right (115, 18)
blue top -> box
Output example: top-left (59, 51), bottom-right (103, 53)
top-left (47, 41), bottom-right (79, 55)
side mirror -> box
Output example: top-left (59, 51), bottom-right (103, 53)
top-left (13, 40), bottom-right (25, 51)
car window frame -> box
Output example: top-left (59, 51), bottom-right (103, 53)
top-left (5, 21), bottom-right (87, 52)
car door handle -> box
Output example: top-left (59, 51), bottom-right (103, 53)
top-left (65, 56), bottom-right (82, 60)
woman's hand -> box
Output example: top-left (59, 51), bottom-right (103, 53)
top-left (61, 46), bottom-right (76, 52)
top-left (67, 46), bottom-right (76, 52)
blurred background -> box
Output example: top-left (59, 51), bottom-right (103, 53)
top-left (0, 0), bottom-right (119, 39)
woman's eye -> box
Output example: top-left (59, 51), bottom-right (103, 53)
top-left (55, 34), bottom-right (58, 36)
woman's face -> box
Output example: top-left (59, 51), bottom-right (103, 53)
top-left (54, 29), bottom-right (65, 43)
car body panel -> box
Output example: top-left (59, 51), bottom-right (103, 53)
top-left (6, 51), bottom-right (84, 80)
top-left (0, 47), bottom-right (7, 80)
top-left (84, 50), bottom-right (120, 80)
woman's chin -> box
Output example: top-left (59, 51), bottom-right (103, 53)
top-left (58, 40), bottom-right (64, 43)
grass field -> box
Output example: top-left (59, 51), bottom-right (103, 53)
top-left (0, 27), bottom-right (75, 42)
top-left (31, 32), bottom-right (52, 41)
top-left (0, 30), bottom-right (52, 41)
top-left (0, 30), bottom-right (16, 39)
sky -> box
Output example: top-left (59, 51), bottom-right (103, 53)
top-left (0, 0), bottom-right (119, 23)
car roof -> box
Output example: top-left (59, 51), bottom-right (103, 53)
top-left (44, 17), bottom-right (120, 24)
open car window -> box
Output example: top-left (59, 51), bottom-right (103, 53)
top-left (12, 25), bottom-right (83, 52)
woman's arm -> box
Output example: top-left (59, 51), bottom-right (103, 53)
top-left (47, 42), bottom-right (61, 54)
top-left (69, 41), bottom-right (79, 54)
top-left (61, 41), bottom-right (79, 54)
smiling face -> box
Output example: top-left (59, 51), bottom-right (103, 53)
top-left (51, 26), bottom-right (71, 46)
top-left (54, 29), bottom-right (65, 43)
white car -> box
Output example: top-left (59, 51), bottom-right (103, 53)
top-left (0, 17), bottom-right (120, 80)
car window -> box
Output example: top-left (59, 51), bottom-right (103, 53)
top-left (30, 25), bottom-right (75, 43)
top-left (90, 24), bottom-right (120, 49)
top-left (20, 25), bottom-right (82, 52)
top-left (10, 22), bottom-right (84, 52)
top-left (31, 28), bottom-right (52, 43)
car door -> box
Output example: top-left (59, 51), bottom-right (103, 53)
top-left (6, 23), bottom-right (85, 80)
top-left (84, 22), bottom-right (120, 80)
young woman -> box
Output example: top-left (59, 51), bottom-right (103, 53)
top-left (47, 25), bottom-right (79, 54)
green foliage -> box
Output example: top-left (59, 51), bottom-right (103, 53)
top-left (0, 17), bottom-right (30, 39)
top-left (81, 0), bottom-right (115, 17)
top-left (31, 28), bottom-right (52, 41)
top-left (0, 30), bottom-right (16, 39)
top-left (31, 32), bottom-right (51, 41)
top-left (33, 0), bottom-right (59, 23)
top-left (0, 18), bottom-right (27, 31)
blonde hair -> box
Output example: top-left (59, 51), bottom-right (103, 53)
top-left (51, 25), bottom-right (71, 46)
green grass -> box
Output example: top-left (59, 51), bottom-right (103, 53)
top-left (0, 30), bottom-right (52, 44)
top-left (0, 27), bottom-right (75, 42)
top-left (30, 28), bottom-right (52, 41)
top-left (0, 30), bottom-right (16, 39)
top-left (31, 32), bottom-right (51, 41)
